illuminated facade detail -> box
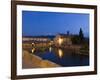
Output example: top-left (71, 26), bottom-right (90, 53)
top-left (22, 36), bottom-right (52, 48)
top-left (58, 38), bottom-right (63, 45)
top-left (54, 34), bottom-right (72, 46)
top-left (22, 37), bottom-right (50, 42)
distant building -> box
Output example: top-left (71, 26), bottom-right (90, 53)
top-left (22, 36), bottom-right (51, 47)
top-left (54, 34), bottom-right (72, 46)
top-left (22, 36), bottom-right (50, 42)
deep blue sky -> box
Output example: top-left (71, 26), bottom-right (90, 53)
top-left (22, 11), bottom-right (89, 37)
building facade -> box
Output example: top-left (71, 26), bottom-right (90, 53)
top-left (54, 34), bottom-right (72, 47)
top-left (22, 36), bottom-right (51, 48)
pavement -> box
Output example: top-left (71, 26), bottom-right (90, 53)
top-left (22, 50), bottom-right (60, 69)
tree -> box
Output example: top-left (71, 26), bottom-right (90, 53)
top-left (71, 35), bottom-right (80, 44)
top-left (71, 28), bottom-right (85, 44)
top-left (79, 28), bottom-right (84, 43)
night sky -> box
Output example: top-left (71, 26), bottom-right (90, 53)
top-left (22, 11), bottom-right (89, 37)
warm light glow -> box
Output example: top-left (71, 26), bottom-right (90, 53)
top-left (32, 43), bottom-right (35, 45)
top-left (58, 49), bottom-right (63, 58)
top-left (49, 47), bottom-right (52, 52)
top-left (32, 48), bottom-right (35, 53)
top-left (58, 38), bottom-right (63, 45)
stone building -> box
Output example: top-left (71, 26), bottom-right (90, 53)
top-left (54, 34), bottom-right (72, 46)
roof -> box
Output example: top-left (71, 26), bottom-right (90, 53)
top-left (23, 40), bottom-right (50, 43)
top-left (57, 33), bottom-right (72, 38)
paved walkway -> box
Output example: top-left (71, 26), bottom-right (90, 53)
top-left (22, 50), bottom-right (60, 69)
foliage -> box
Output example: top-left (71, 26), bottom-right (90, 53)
top-left (71, 28), bottom-right (85, 44)
top-left (79, 28), bottom-right (84, 43)
top-left (80, 44), bottom-right (89, 50)
top-left (71, 35), bottom-right (80, 44)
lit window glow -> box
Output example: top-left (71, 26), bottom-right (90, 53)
top-left (58, 38), bottom-right (63, 45)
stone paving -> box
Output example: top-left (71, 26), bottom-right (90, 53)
top-left (22, 50), bottom-right (60, 69)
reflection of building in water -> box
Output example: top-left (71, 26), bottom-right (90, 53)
top-left (32, 48), bottom-right (35, 53)
top-left (54, 34), bottom-right (72, 46)
top-left (49, 47), bottom-right (52, 52)
top-left (58, 49), bottom-right (63, 58)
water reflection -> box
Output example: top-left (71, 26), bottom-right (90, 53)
top-left (32, 48), bottom-right (35, 53)
top-left (49, 47), bottom-right (52, 52)
top-left (58, 49), bottom-right (63, 58)
top-left (30, 47), bottom-right (89, 66)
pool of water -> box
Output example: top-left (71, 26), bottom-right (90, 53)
top-left (31, 47), bottom-right (89, 67)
